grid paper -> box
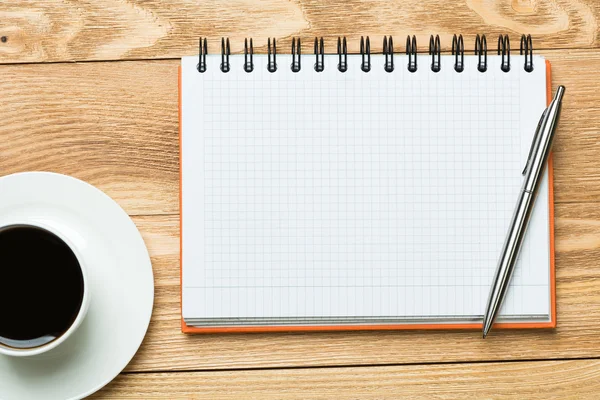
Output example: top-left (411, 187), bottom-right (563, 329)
top-left (181, 54), bottom-right (550, 323)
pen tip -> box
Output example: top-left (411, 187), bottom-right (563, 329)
top-left (482, 315), bottom-right (494, 339)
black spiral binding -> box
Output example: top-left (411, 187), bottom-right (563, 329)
top-left (267, 38), bottom-right (277, 72)
top-left (220, 37), bottom-right (230, 73)
top-left (337, 37), bottom-right (348, 72)
top-left (498, 35), bottom-right (510, 72)
top-left (197, 37), bottom-right (207, 73)
top-left (314, 37), bottom-right (324, 72)
top-left (429, 35), bottom-right (441, 72)
top-left (406, 35), bottom-right (417, 72)
top-left (383, 36), bottom-right (394, 72)
top-left (196, 35), bottom-right (533, 74)
top-left (475, 34), bottom-right (487, 72)
top-left (291, 38), bottom-right (301, 72)
top-left (244, 38), bottom-right (253, 73)
top-left (360, 36), bottom-right (371, 72)
top-left (452, 34), bottom-right (464, 73)
top-left (521, 34), bottom-right (533, 72)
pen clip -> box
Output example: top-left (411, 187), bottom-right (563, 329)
top-left (523, 108), bottom-right (548, 176)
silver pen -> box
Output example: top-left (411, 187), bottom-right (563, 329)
top-left (482, 86), bottom-right (565, 338)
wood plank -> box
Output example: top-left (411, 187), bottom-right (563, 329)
top-left (0, 0), bottom-right (599, 64)
top-left (0, 60), bottom-right (180, 216)
top-left (545, 49), bottom-right (600, 203)
top-left (94, 359), bottom-right (600, 399)
top-left (126, 201), bottom-right (600, 372)
top-left (1, 49), bottom-right (600, 215)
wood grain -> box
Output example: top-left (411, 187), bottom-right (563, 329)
top-left (125, 200), bottom-right (600, 372)
top-left (1, 49), bottom-right (600, 216)
top-left (94, 359), bottom-right (600, 399)
top-left (0, 60), bottom-right (179, 216)
top-left (0, 0), bottom-right (599, 63)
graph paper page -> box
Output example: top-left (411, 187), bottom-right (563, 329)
top-left (181, 54), bottom-right (550, 323)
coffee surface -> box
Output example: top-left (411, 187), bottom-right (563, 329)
top-left (0, 226), bottom-right (84, 349)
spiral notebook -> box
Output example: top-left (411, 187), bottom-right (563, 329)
top-left (180, 35), bottom-right (556, 333)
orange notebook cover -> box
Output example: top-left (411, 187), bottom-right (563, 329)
top-left (179, 60), bottom-right (556, 334)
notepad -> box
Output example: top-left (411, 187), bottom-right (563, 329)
top-left (180, 51), bottom-right (555, 332)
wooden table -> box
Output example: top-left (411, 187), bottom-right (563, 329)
top-left (2, 1), bottom-right (600, 398)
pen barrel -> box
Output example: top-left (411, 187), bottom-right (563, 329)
top-left (484, 190), bottom-right (535, 323)
top-left (523, 88), bottom-right (564, 192)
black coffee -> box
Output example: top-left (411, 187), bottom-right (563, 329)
top-left (0, 226), bottom-right (84, 349)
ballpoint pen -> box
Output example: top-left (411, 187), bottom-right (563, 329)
top-left (482, 85), bottom-right (565, 338)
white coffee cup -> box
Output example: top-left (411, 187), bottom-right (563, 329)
top-left (0, 219), bottom-right (91, 357)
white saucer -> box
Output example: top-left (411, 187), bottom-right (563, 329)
top-left (0, 172), bottom-right (154, 400)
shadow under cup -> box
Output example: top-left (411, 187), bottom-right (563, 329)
top-left (0, 225), bottom-right (86, 352)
